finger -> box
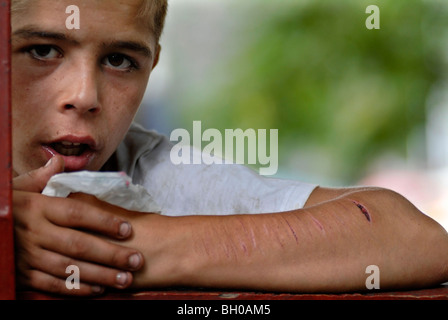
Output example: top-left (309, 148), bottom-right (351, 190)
top-left (13, 155), bottom-right (65, 192)
top-left (18, 269), bottom-right (105, 297)
top-left (22, 247), bottom-right (134, 290)
top-left (40, 224), bottom-right (144, 272)
top-left (69, 192), bottom-right (150, 218)
top-left (42, 195), bottom-right (134, 240)
top-left (14, 192), bottom-right (143, 272)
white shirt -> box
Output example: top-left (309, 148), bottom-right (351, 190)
top-left (103, 123), bottom-right (317, 216)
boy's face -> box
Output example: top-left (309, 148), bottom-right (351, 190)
top-left (11, 0), bottom-right (159, 176)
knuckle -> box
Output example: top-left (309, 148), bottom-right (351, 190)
top-left (25, 169), bottom-right (39, 181)
top-left (64, 200), bottom-right (85, 224)
top-left (110, 249), bottom-right (126, 267)
top-left (26, 247), bottom-right (45, 268)
top-left (107, 245), bottom-right (135, 269)
top-left (99, 215), bottom-right (125, 239)
top-left (14, 193), bottom-right (51, 235)
top-left (66, 233), bottom-right (89, 257)
top-left (99, 212), bottom-right (122, 234)
top-left (17, 192), bottom-right (33, 212)
top-left (47, 276), bottom-right (65, 294)
top-left (60, 257), bottom-right (79, 275)
top-left (14, 192), bottom-right (39, 216)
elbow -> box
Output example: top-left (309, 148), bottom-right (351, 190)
top-left (344, 186), bottom-right (427, 222)
top-left (353, 187), bottom-right (448, 285)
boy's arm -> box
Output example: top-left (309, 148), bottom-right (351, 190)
top-left (13, 158), bottom-right (448, 294)
top-left (96, 187), bottom-right (448, 292)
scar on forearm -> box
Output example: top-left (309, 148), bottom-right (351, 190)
top-left (307, 212), bottom-right (324, 232)
top-left (281, 216), bottom-right (299, 244)
top-left (350, 200), bottom-right (371, 222)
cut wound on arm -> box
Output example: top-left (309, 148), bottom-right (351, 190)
top-left (350, 199), bottom-right (371, 222)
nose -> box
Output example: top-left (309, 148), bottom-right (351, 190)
top-left (58, 60), bottom-right (101, 115)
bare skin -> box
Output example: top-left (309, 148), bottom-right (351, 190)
top-left (13, 156), bottom-right (145, 295)
top-left (14, 156), bottom-right (448, 295)
top-left (11, 0), bottom-right (448, 296)
top-left (12, 0), bottom-right (158, 295)
top-left (115, 188), bottom-right (448, 292)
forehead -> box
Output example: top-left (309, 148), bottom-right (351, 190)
top-left (12, 0), bottom-right (154, 47)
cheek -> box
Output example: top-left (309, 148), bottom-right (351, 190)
top-left (12, 64), bottom-right (54, 123)
top-left (12, 76), bottom-right (55, 146)
top-left (100, 82), bottom-right (145, 151)
top-left (105, 80), bottom-right (146, 124)
top-left (12, 73), bottom-right (36, 140)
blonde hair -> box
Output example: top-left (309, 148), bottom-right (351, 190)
top-left (137, 0), bottom-right (168, 42)
top-left (11, 0), bottom-right (168, 42)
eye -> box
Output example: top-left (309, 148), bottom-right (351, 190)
top-left (28, 45), bottom-right (62, 60)
top-left (102, 53), bottom-right (137, 71)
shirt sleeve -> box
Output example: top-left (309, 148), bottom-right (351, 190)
top-left (119, 124), bottom-right (317, 216)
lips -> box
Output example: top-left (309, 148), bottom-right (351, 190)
top-left (42, 135), bottom-right (98, 172)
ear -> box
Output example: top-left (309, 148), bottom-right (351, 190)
top-left (152, 44), bottom-right (161, 70)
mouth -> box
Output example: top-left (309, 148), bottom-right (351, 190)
top-left (50, 141), bottom-right (90, 157)
top-left (42, 136), bottom-right (98, 171)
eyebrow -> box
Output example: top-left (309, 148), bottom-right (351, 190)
top-left (103, 41), bottom-right (153, 59)
top-left (12, 27), bottom-right (79, 44)
top-left (13, 27), bottom-right (153, 59)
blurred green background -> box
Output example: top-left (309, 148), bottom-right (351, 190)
top-left (139, 0), bottom-right (448, 187)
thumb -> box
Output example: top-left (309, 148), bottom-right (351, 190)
top-left (13, 156), bottom-right (65, 193)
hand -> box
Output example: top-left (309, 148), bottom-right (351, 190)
top-left (13, 156), bottom-right (144, 296)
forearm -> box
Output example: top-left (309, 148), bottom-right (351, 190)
top-left (130, 188), bottom-right (448, 292)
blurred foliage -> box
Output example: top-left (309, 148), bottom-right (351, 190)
top-left (173, 0), bottom-right (448, 184)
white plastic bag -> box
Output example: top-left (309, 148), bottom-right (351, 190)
top-left (42, 171), bottom-right (161, 213)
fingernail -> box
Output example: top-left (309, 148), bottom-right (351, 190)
top-left (116, 272), bottom-right (129, 286)
top-left (128, 253), bottom-right (142, 269)
top-left (44, 157), bottom-right (53, 168)
top-left (119, 222), bottom-right (131, 237)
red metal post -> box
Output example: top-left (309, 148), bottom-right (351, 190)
top-left (0, 0), bottom-right (15, 300)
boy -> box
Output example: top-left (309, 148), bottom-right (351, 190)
top-left (11, 0), bottom-right (448, 296)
